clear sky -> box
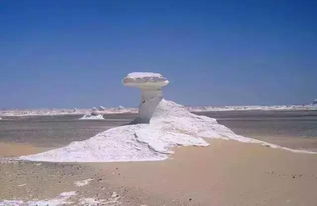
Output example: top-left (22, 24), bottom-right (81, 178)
top-left (0, 0), bottom-right (316, 108)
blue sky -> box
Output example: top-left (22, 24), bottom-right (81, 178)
top-left (0, 0), bottom-right (316, 108)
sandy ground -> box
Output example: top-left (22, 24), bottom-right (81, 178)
top-left (0, 140), bottom-right (317, 206)
top-left (0, 143), bottom-right (50, 157)
top-left (249, 136), bottom-right (317, 152)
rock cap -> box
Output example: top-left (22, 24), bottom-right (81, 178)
top-left (123, 72), bottom-right (169, 88)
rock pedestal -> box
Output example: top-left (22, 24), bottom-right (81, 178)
top-left (123, 72), bottom-right (169, 122)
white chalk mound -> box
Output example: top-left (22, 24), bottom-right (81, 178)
top-left (20, 98), bottom-right (314, 163)
top-left (19, 99), bottom-right (254, 162)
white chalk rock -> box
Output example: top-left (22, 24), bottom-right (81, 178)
top-left (123, 72), bottom-right (169, 123)
top-left (79, 114), bottom-right (104, 120)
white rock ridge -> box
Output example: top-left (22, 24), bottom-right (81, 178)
top-left (18, 99), bottom-right (213, 162)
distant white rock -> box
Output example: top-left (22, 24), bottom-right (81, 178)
top-left (1, 103), bottom-right (316, 117)
top-left (313, 99), bottom-right (317, 105)
top-left (0, 108), bottom-right (89, 117)
top-left (188, 104), bottom-right (317, 112)
top-left (99, 106), bottom-right (105, 111)
top-left (79, 114), bottom-right (104, 120)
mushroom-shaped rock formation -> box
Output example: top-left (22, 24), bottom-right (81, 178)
top-left (18, 73), bottom-right (316, 163)
top-left (123, 72), bottom-right (169, 123)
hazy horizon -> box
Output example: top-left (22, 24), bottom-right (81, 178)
top-left (0, 0), bottom-right (316, 108)
top-left (0, 98), bottom-right (315, 110)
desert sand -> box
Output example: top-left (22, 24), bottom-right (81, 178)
top-left (1, 139), bottom-right (316, 205)
top-left (0, 142), bottom-right (49, 157)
